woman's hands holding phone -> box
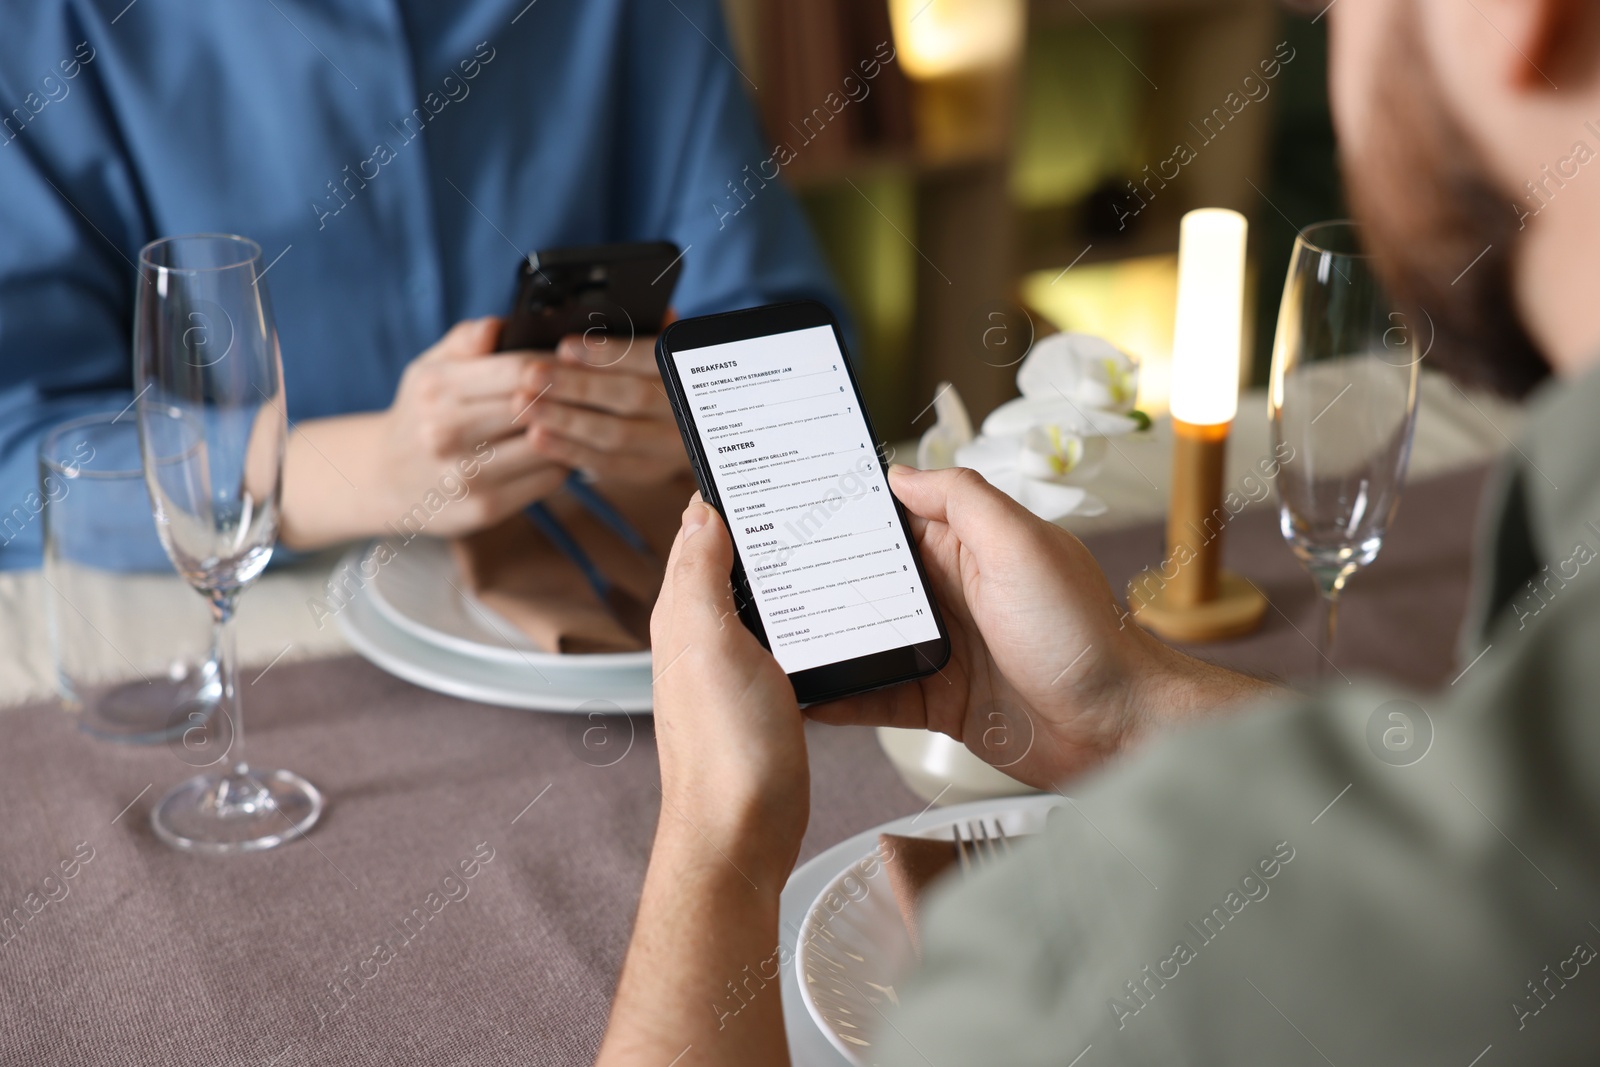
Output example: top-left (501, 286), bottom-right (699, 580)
top-left (280, 317), bottom-right (570, 548)
top-left (514, 331), bottom-right (692, 484)
top-left (809, 466), bottom-right (1279, 788)
top-left (278, 317), bottom-right (692, 550)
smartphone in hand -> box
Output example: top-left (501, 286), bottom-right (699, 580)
top-left (499, 241), bottom-right (682, 352)
top-left (656, 300), bottom-right (949, 705)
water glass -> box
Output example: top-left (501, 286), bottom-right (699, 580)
top-left (40, 412), bottom-right (216, 741)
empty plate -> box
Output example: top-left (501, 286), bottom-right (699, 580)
top-left (782, 795), bottom-right (1063, 1066)
top-left (334, 547), bottom-right (652, 712)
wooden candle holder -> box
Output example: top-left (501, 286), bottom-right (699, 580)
top-left (1126, 418), bottom-right (1266, 643)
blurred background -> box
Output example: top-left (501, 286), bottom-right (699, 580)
top-left (718, 0), bottom-right (1341, 440)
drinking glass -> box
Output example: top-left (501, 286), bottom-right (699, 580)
top-left (1268, 220), bottom-right (1420, 675)
top-left (134, 233), bottom-right (322, 852)
top-left (40, 413), bottom-right (217, 742)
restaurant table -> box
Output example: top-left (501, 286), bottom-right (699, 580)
top-left (0, 454), bottom-right (1492, 1066)
top-left (0, 373), bottom-right (1520, 708)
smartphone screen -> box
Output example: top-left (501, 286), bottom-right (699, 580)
top-left (666, 322), bottom-right (942, 675)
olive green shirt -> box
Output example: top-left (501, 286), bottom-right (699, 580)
top-left (879, 367), bottom-right (1600, 1065)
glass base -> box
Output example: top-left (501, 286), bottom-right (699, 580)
top-left (75, 667), bottom-right (219, 745)
top-left (151, 767), bottom-right (323, 854)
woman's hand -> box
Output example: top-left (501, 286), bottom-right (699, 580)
top-left (375, 317), bottom-right (573, 534)
top-left (810, 466), bottom-right (1278, 788)
top-left (516, 332), bottom-right (692, 485)
top-left (279, 317), bottom-right (570, 549)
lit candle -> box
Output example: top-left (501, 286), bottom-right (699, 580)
top-left (1129, 208), bottom-right (1266, 642)
top-left (1170, 209), bottom-right (1247, 427)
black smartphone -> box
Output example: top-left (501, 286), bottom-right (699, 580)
top-left (656, 300), bottom-right (950, 705)
top-left (499, 241), bottom-right (682, 352)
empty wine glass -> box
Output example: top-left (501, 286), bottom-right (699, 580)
top-left (1269, 221), bottom-right (1421, 676)
top-left (134, 233), bottom-right (322, 852)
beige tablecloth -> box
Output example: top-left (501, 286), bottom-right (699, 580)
top-left (0, 466), bottom-right (1487, 1065)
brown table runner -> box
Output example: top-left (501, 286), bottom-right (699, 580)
top-left (0, 467), bottom-right (1486, 1065)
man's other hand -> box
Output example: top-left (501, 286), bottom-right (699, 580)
top-left (810, 466), bottom-right (1278, 788)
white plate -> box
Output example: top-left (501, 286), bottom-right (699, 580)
top-left (874, 727), bottom-right (1042, 806)
top-left (334, 551), bottom-right (653, 713)
top-left (363, 536), bottom-right (653, 675)
top-left (779, 795), bottom-right (1063, 1066)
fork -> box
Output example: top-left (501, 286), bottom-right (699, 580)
top-left (952, 819), bottom-right (1011, 876)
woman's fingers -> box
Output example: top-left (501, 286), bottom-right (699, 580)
top-left (524, 361), bottom-right (669, 418)
top-left (557, 333), bottom-right (660, 376)
top-left (481, 463), bottom-right (572, 514)
top-left (419, 316), bottom-right (501, 362)
top-left (413, 397), bottom-right (529, 456)
top-left (524, 410), bottom-right (683, 478)
top-left (525, 431), bottom-right (657, 481)
top-left (654, 498), bottom-right (737, 642)
top-left (472, 431), bottom-right (569, 482)
top-left (446, 353), bottom-right (548, 400)
top-left (803, 687), bottom-right (932, 731)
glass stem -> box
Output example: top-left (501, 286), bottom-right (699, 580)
top-left (1316, 589), bottom-right (1340, 679)
top-left (211, 593), bottom-right (247, 778)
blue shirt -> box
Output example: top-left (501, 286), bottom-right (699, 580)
top-left (0, 0), bottom-right (842, 569)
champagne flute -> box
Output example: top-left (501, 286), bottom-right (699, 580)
top-left (135, 233), bottom-right (323, 852)
top-left (1268, 220), bottom-right (1421, 676)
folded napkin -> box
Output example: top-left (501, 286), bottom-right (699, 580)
top-left (879, 832), bottom-right (960, 957)
top-left (451, 473), bottom-right (696, 654)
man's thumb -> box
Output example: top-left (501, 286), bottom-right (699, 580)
top-left (670, 498), bottom-right (734, 592)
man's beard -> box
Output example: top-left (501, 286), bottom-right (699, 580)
top-left (1343, 3), bottom-right (1550, 399)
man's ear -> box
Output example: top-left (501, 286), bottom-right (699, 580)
top-left (1516, 0), bottom-right (1596, 89)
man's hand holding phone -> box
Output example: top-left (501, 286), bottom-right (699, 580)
top-left (811, 466), bottom-right (1284, 787)
top-left (646, 464), bottom-right (1284, 808)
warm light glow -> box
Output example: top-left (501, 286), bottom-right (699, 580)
top-left (887, 0), bottom-right (1025, 80)
top-left (1169, 208), bottom-right (1247, 426)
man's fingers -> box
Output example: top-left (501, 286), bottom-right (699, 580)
top-left (486, 464), bottom-right (572, 513)
top-left (660, 499), bottom-right (737, 631)
top-left (888, 464), bottom-right (1031, 546)
top-left (523, 427), bottom-right (622, 477)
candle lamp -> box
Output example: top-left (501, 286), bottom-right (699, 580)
top-left (1128, 208), bottom-right (1267, 643)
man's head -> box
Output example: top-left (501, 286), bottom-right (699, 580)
top-left (1324, 0), bottom-right (1600, 396)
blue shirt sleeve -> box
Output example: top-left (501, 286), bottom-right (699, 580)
top-left (0, 27), bottom-right (143, 569)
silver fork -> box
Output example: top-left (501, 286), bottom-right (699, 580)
top-left (952, 819), bottom-right (1012, 875)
